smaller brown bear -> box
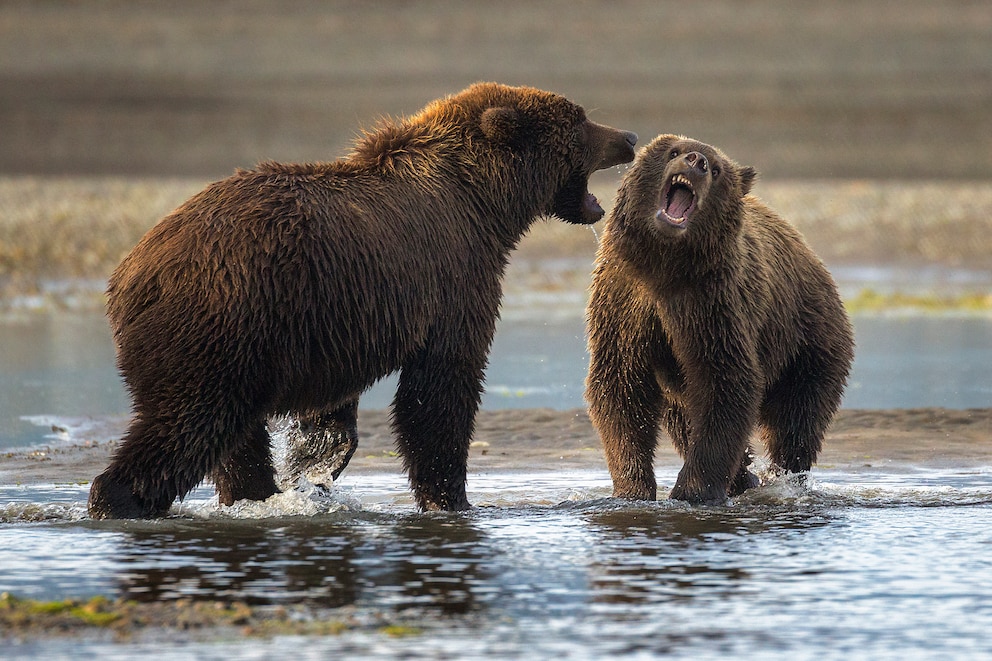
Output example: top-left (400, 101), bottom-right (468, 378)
top-left (586, 135), bottom-right (854, 505)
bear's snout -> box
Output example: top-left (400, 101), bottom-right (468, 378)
top-left (588, 122), bottom-right (638, 170)
top-left (684, 151), bottom-right (709, 174)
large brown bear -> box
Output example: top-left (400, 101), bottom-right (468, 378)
top-left (585, 135), bottom-right (853, 505)
top-left (89, 82), bottom-right (637, 519)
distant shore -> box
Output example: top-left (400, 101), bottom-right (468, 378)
top-left (2, 177), bottom-right (992, 312)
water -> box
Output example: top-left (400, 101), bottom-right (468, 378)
top-left (1, 293), bottom-right (991, 657)
top-left (1, 311), bottom-right (991, 450)
top-left (2, 469), bottom-right (991, 658)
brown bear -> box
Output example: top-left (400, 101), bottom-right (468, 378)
top-left (88, 82), bottom-right (637, 519)
top-left (585, 134), bottom-right (854, 505)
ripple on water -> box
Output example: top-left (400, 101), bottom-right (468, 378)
top-left (1, 468), bottom-right (990, 659)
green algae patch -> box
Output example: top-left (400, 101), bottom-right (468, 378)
top-left (845, 288), bottom-right (992, 315)
top-left (0, 591), bottom-right (376, 642)
top-left (26, 599), bottom-right (72, 615)
top-left (2, 593), bottom-right (122, 629)
top-left (69, 596), bottom-right (122, 627)
top-left (380, 624), bottom-right (423, 637)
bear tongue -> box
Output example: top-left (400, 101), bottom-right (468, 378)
top-left (584, 192), bottom-right (605, 217)
top-left (666, 186), bottom-right (694, 219)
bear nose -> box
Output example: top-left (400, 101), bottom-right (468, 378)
top-left (623, 131), bottom-right (638, 148)
top-left (685, 151), bottom-right (708, 173)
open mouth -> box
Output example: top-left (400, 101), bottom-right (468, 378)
top-left (656, 173), bottom-right (697, 229)
top-left (552, 172), bottom-right (604, 225)
top-left (582, 191), bottom-right (605, 220)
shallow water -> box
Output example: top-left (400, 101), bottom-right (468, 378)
top-left (2, 295), bottom-right (991, 657)
top-left (2, 468), bottom-right (991, 659)
top-left (1, 310), bottom-right (991, 450)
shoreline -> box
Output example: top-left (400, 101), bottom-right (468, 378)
top-left (3, 407), bottom-right (991, 489)
top-left (1, 177), bottom-right (992, 321)
top-left (2, 178), bottom-right (992, 310)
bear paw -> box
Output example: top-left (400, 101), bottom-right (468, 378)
top-left (670, 470), bottom-right (729, 505)
top-left (88, 472), bottom-right (161, 519)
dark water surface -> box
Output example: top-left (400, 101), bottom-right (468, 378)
top-left (2, 469), bottom-right (991, 659)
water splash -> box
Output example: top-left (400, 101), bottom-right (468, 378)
top-left (175, 478), bottom-right (364, 520)
top-left (0, 501), bottom-right (88, 524)
top-left (2, 467), bottom-right (990, 524)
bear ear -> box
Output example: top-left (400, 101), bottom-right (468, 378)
top-left (739, 166), bottom-right (758, 195)
top-left (480, 106), bottom-right (521, 145)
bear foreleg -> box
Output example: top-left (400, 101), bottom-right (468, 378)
top-left (669, 363), bottom-right (760, 505)
top-left (391, 347), bottom-right (484, 511)
top-left (587, 360), bottom-right (664, 501)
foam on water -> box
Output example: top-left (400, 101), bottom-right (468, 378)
top-left (194, 477), bottom-right (370, 519)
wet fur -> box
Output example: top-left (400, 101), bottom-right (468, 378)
top-left (90, 82), bottom-right (636, 518)
top-left (586, 134), bottom-right (854, 504)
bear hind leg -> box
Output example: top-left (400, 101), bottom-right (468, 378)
top-left (661, 403), bottom-right (690, 458)
top-left (212, 418), bottom-right (278, 506)
top-left (89, 412), bottom-right (220, 519)
top-left (761, 353), bottom-right (845, 475)
top-left (728, 444), bottom-right (760, 497)
top-left (282, 399), bottom-right (360, 488)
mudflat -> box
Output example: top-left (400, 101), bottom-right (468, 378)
top-left (4, 408), bottom-right (991, 490)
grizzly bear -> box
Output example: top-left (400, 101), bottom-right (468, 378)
top-left (585, 134), bottom-right (854, 505)
top-left (88, 82), bottom-right (637, 518)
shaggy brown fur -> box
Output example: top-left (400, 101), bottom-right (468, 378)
top-left (586, 135), bottom-right (854, 505)
top-left (89, 82), bottom-right (637, 518)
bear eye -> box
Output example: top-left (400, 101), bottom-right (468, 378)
top-left (669, 148), bottom-right (679, 159)
top-left (712, 166), bottom-right (721, 178)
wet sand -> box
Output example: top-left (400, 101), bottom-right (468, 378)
top-left (4, 408), bottom-right (991, 490)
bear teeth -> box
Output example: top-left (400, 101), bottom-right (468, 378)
top-left (672, 174), bottom-right (693, 190)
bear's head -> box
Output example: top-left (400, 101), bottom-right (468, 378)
top-left (617, 134), bottom-right (757, 241)
top-left (461, 83), bottom-right (638, 225)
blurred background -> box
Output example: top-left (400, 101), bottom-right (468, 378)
top-left (0, 1), bottom-right (990, 448)
top-left (2, 1), bottom-right (992, 278)
top-left (2, 0), bottom-right (989, 178)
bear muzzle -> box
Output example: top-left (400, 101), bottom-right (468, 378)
top-left (590, 124), bottom-right (638, 170)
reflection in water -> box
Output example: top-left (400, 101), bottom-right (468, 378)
top-left (584, 507), bottom-right (831, 607)
top-left (1, 478), bottom-right (991, 658)
top-left (112, 514), bottom-right (494, 615)
top-left (115, 519), bottom-right (361, 607)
